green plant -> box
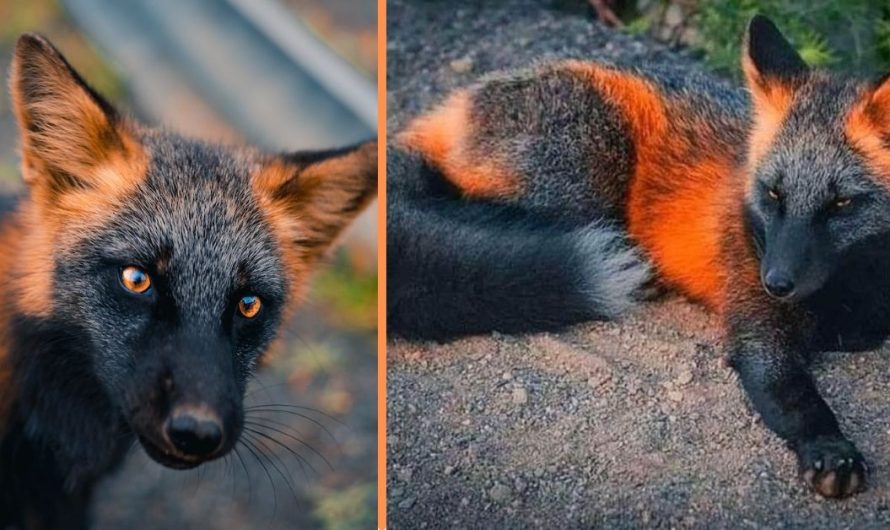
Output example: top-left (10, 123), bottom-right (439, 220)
top-left (695, 0), bottom-right (890, 78)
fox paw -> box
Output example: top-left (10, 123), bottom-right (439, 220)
top-left (797, 437), bottom-right (867, 498)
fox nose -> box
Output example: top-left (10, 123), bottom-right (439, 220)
top-left (165, 408), bottom-right (224, 458)
top-left (763, 270), bottom-right (795, 299)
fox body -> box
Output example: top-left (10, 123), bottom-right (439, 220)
top-left (389, 16), bottom-right (890, 498)
top-left (0, 35), bottom-right (376, 529)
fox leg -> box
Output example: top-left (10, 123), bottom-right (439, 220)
top-left (726, 300), bottom-right (867, 498)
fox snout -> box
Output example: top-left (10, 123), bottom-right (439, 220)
top-left (126, 334), bottom-right (244, 469)
top-left (759, 217), bottom-right (831, 301)
top-left (164, 405), bottom-right (226, 459)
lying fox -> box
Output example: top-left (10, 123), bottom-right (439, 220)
top-left (0, 34), bottom-right (376, 529)
top-left (389, 16), bottom-right (889, 498)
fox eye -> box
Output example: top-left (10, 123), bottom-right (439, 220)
top-left (833, 197), bottom-right (852, 210)
top-left (238, 295), bottom-right (262, 319)
top-left (767, 187), bottom-right (781, 201)
top-left (121, 266), bottom-right (152, 294)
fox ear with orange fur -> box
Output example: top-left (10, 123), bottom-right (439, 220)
top-left (253, 140), bottom-right (378, 260)
top-left (10, 33), bottom-right (143, 192)
top-left (742, 15), bottom-right (809, 112)
top-left (741, 16), bottom-right (810, 168)
top-left (844, 74), bottom-right (890, 177)
top-left (861, 74), bottom-right (890, 130)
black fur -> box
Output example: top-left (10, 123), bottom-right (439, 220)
top-left (387, 148), bottom-right (647, 340)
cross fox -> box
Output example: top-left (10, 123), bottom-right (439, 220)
top-left (0, 34), bottom-right (376, 529)
top-left (388, 15), bottom-right (890, 498)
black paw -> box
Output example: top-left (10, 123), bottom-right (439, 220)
top-left (797, 437), bottom-right (867, 498)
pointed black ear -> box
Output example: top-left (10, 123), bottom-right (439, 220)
top-left (744, 15), bottom-right (809, 83)
top-left (10, 33), bottom-right (144, 191)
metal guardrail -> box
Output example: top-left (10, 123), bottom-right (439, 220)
top-left (60, 0), bottom-right (378, 247)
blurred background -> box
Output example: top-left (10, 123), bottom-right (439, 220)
top-left (581, 0), bottom-right (890, 77)
top-left (0, 0), bottom-right (376, 528)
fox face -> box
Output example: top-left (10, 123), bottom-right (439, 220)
top-left (742, 17), bottom-right (890, 302)
top-left (9, 34), bottom-right (376, 470)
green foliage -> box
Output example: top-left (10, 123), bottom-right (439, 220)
top-left (695, 0), bottom-right (890, 78)
top-left (311, 248), bottom-right (377, 332)
top-left (312, 483), bottom-right (376, 530)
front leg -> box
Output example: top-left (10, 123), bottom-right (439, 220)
top-left (728, 318), bottom-right (866, 498)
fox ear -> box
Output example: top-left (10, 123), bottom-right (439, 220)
top-left (10, 33), bottom-right (144, 192)
top-left (863, 74), bottom-right (890, 128)
top-left (253, 140), bottom-right (377, 259)
top-left (742, 15), bottom-right (809, 109)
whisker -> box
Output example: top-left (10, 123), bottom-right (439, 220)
top-left (243, 430), bottom-right (300, 503)
top-left (244, 425), bottom-right (315, 479)
top-left (245, 408), bottom-right (342, 445)
top-left (232, 445), bottom-right (253, 504)
top-left (244, 421), bottom-right (333, 472)
top-left (244, 403), bottom-right (348, 428)
top-left (240, 435), bottom-right (278, 520)
top-left (243, 381), bottom-right (294, 401)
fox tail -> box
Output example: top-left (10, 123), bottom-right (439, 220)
top-left (386, 149), bottom-right (649, 341)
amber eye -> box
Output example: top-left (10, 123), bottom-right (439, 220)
top-left (121, 266), bottom-right (152, 294)
top-left (767, 187), bottom-right (781, 201)
top-left (238, 295), bottom-right (262, 318)
top-left (834, 197), bottom-right (852, 209)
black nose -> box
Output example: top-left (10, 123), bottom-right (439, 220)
top-left (165, 412), bottom-right (224, 457)
top-left (763, 270), bottom-right (795, 299)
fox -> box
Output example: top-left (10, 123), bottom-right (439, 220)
top-left (388, 15), bottom-right (890, 498)
top-left (0, 34), bottom-right (376, 529)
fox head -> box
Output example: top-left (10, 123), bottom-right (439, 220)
top-left (9, 34), bottom-right (376, 470)
top-left (742, 16), bottom-right (890, 302)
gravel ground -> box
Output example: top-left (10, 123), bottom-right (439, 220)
top-left (386, 1), bottom-right (890, 528)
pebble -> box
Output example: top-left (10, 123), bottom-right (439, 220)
top-left (667, 390), bottom-right (684, 402)
top-left (398, 497), bottom-right (416, 510)
top-left (489, 483), bottom-right (512, 503)
top-left (675, 368), bottom-right (694, 386)
top-left (513, 386), bottom-right (529, 405)
top-left (444, 465), bottom-right (456, 476)
top-left (449, 57), bottom-right (474, 74)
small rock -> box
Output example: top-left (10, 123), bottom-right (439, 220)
top-left (515, 478), bottom-right (527, 493)
top-left (512, 387), bottom-right (529, 405)
top-left (450, 57), bottom-right (474, 74)
top-left (675, 369), bottom-right (694, 386)
top-left (502, 370), bottom-right (514, 381)
top-left (489, 483), bottom-right (512, 503)
top-left (667, 390), bottom-right (683, 402)
top-left (399, 468), bottom-right (414, 483)
top-left (444, 465), bottom-right (456, 476)
top-left (398, 497), bottom-right (416, 510)
top-left (460, 497), bottom-right (470, 507)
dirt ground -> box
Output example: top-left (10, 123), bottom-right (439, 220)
top-left (386, 1), bottom-right (890, 528)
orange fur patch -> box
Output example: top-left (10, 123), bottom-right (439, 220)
top-left (10, 35), bottom-right (151, 316)
top-left (845, 83), bottom-right (890, 181)
top-left (10, 135), bottom-right (149, 318)
top-left (398, 91), bottom-right (521, 198)
top-left (252, 142), bottom-right (377, 310)
top-left (742, 55), bottom-right (796, 171)
top-left (562, 63), bottom-right (736, 309)
top-left (564, 61), bottom-right (670, 156)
